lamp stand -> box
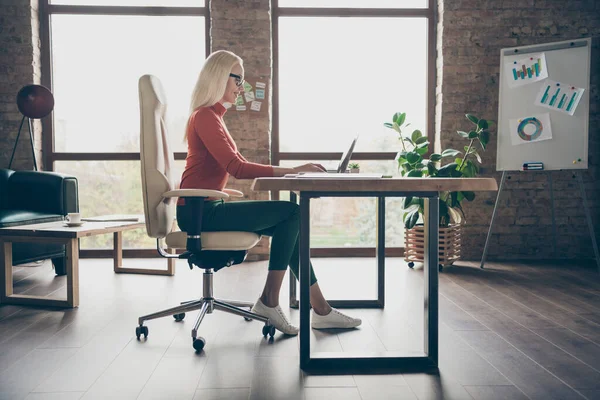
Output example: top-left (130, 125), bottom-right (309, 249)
top-left (8, 115), bottom-right (38, 171)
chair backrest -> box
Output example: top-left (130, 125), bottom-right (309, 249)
top-left (139, 74), bottom-right (176, 239)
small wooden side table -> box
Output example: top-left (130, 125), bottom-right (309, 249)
top-left (0, 218), bottom-right (174, 308)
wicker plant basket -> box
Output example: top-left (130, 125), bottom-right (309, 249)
top-left (404, 223), bottom-right (461, 271)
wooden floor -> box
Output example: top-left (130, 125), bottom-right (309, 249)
top-left (1, 256), bottom-right (599, 400)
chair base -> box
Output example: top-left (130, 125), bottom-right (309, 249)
top-left (135, 269), bottom-right (275, 350)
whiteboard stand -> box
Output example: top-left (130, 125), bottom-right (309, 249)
top-left (576, 172), bottom-right (600, 273)
top-left (546, 172), bottom-right (558, 259)
top-left (481, 171), bottom-right (600, 273)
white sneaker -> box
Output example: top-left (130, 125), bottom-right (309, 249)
top-left (251, 298), bottom-right (299, 336)
top-left (311, 308), bottom-right (362, 329)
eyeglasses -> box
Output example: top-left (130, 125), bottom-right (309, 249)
top-left (229, 73), bottom-right (244, 87)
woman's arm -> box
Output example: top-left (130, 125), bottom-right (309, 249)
top-left (272, 163), bottom-right (327, 177)
top-left (235, 152), bottom-right (324, 176)
top-left (194, 111), bottom-right (326, 178)
top-left (194, 112), bottom-right (274, 179)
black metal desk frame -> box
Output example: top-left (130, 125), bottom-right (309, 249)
top-left (289, 192), bottom-right (386, 310)
top-left (296, 190), bottom-right (440, 373)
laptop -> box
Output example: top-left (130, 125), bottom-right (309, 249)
top-left (326, 136), bottom-right (358, 173)
top-left (293, 136), bottom-right (383, 179)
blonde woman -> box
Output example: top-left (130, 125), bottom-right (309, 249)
top-left (177, 50), bottom-right (361, 335)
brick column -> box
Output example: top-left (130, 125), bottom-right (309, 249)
top-left (210, 0), bottom-right (272, 260)
top-left (438, 0), bottom-right (600, 261)
top-left (0, 0), bottom-right (43, 171)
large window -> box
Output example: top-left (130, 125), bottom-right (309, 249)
top-left (274, 1), bottom-right (436, 255)
top-left (41, 1), bottom-right (208, 253)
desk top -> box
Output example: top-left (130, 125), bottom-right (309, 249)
top-left (0, 218), bottom-right (145, 239)
top-left (252, 177), bottom-right (498, 193)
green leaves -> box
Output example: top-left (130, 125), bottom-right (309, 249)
top-left (416, 145), bottom-right (429, 156)
top-left (479, 130), bottom-right (489, 150)
top-left (439, 201), bottom-right (450, 227)
top-left (427, 162), bottom-right (438, 176)
top-left (389, 111), bottom-right (492, 228)
top-left (466, 114), bottom-right (479, 124)
top-left (393, 112), bottom-right (406, 126)
top-left (441, 149), bottom-right (461, 158)
top-left (437, 162), bottom-right (459, 177)
top-left (405, 210), bottom-right (419, 229)
top-left (411, 129), bottom-right (423, 142)
top-left (461, 191), bottom-right (475, 201)
top-left (461, 159), bottom-right (479, 177)
top-left (449, 191), bottom-right (460, 208)
top-left (430, 153), bottom-right (442, 162)
top-left (405, 151), bottom-right (422, 164)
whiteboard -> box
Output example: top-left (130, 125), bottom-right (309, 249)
top-left (497, 38), bottom-right (591, 171)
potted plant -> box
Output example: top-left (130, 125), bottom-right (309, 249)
top-left (348, 162), bottom-right (360, 173)
top-left (384, 112), bottom-right (490, 270)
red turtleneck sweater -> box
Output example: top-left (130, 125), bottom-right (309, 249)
top-left (178, 102), bottom-right (274, 204)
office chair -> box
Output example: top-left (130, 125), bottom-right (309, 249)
top-left (135, 74), bottom-right (276, 351)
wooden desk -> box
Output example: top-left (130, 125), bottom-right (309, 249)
top-left (252, 176), bottom-right (498, 373)
top-left (0, 219), bottom-right (167, 308)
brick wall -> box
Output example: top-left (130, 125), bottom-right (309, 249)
top-left (0, 0), bottom-right (42, 171)
top-left (210, 0), bottom-right (272, 260)
top-left (438, 0), bottom-right (600, 261)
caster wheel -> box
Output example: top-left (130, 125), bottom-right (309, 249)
top-left (439, 264), bottom-right (444, 272)
top-left (262, 325), bottom-right (276, 338)
top-left (135, 325), bottom-right (148, 340)
top-left (173, 313), bottom-right (185, 322)
top-left (408, 262), bottom-right (415, 269)
top-left (244, 307), bottom-right (253, 321)
top-left (193, 337), bottom-right (206, 351)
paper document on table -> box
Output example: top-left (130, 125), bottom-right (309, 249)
top-left (81, 214), bottom-right (141, 222)
top-left (296, 173), bottom-right (383, 179)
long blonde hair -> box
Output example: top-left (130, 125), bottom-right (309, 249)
top-left (185, 50), bottom-right (243, 141)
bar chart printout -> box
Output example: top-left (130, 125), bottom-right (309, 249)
top-left (505, 52), bottom-right (548, 88)
top-left (535, 79), bottom-right (585, 116)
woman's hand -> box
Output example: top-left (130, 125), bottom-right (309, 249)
top-left (293, 163), bottom-right (327, 173)
top-left (271, 163), bottom-right (327, 176)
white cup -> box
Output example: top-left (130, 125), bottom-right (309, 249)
top-left (66, 212), bottom-right (82, 224)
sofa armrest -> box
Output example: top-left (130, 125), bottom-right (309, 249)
top-left (0, 169), bottom-right (15, 210)
top-left (6, 170), bottom-right (79, 215)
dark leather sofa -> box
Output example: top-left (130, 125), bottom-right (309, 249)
top-left (0, 168), bottom-right (78, 276)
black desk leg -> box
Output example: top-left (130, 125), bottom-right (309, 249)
top-left (289, 191), bottom-right (299, 308)
top-left (299, 193), bottom-right (311, 369)
top-left (424, 196), bottom-right (439, 365)
top-left (376, 196), bottom-right (385, 308)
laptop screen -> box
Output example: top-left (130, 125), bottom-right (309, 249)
top-left (336, 136), bottom-right (358, 173)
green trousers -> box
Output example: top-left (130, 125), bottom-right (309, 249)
top-left (176, 200), bottom-right (317, 285)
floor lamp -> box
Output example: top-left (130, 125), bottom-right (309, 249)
top-left (8, 84), bottom-right (54, 171)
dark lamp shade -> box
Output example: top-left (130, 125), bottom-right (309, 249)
top-left (16, 84), bottom-right (54, 119)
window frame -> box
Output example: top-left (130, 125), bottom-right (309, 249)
top-left (40, 1), bottom-right (210, 168)
top-left (39, 1), bottom-right (210, 257)
top-left (272, 0), bottom-right (437, 257)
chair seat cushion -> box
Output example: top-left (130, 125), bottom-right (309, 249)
top-left (0, 210), bottom-right (63, 228)
top-left (165, 231), bottom-right (261, 251)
